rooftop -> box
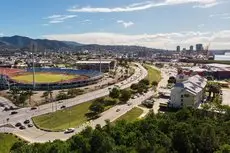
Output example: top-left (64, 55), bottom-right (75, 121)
top-left (76, 60), bottom-right (113, 64)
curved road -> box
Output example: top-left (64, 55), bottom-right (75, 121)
top-left (0, 63), bottom-right (149, 142)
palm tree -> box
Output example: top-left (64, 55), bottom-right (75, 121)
top-left (48, 90), bottom-right (53, 102)
top-left (25, 90), bottom-right (35, 106)
top-left (41, 91), bottom-right (49, 102)
top-left (7, 87), bottom-right (20, 104)
top-left (206, 83), bottom-right (221, 100)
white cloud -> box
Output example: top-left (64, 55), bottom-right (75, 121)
top-left (117, 20), bottom-right (134, 28)
top-left (43, 30), bottom-right (230, 49)
top-left (209, 12), bottom-right (230, 19)
top-left (67, 0), bottom-right (220, 13)
top-left (193, 1), bottom-right (219, 8)
top-left (44, 14), bottom-right (77, 24)
top-left (49, 20), bottom-right (63, 24)
top-left (221, 16), bottom-right (230, 19)
top-left (42, 24), bottom-right (50, 26)
top-left (209, 13), bottom-right (229, 17)
top-left (198, 24), bottom-right (205, 28)
top-left (80, 19), bottom-right (92, 24)
top-left (0, 33), bottom-right (3, 36)
top-left (82, 19), bottom-right (91, 22)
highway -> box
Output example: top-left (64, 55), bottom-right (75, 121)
top-left (0, 63), bottom-right (150, 142)
top-left (10, 64), bottom-right (169, 143)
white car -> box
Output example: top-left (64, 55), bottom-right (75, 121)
top-left (64, 128), bottom-right (75, 134)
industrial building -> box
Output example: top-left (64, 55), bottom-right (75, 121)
top-left (179, 63), bottom-right (230, 80)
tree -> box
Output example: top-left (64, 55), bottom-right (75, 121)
top-left (152, 81), bottom-right (158, 87)
top-left (67, 88), bottom-right (84, 98)
top-left (42, 90), bottom-right (54, 102)
top-left (25, 90), bottom-right (35, 106)
top-left (109, 88), bottom-right (120, 99)
top-left (56, 90), bottom-right (68, 101)
top-left (130, 83), bottom-right (138, 90)
top-left (172, 123), bottom-right (194, 153)
top-left (206, 83), bottom-right (221, 100)
top-left (168, 76), bottom-right (176, 84)
top-left (18, 91), bottom-right (29, 106)
top-left (140, 79), bottom-right (150, 86)
top-left (215, 144), bottom-right (230, 153)
top-left (119, 89), bottom-right (131, 103)
top-left (89, 102), bottom-right (105, 115)
top-left (41, 91), bottom-right (49, 102)
top-left (7, 87), bottom-right (20, 104)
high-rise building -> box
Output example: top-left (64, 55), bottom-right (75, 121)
top-left (190, 45), bottom-right (193, 51)
top-left (196, 44), bottom-right (203, 51)
top-left (176, 46), bottom-right (180, 52)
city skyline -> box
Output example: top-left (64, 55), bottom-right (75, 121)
top-left (0, 0), bottom-right (230, 49)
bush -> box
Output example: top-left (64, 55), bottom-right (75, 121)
top-left (109, 88), bottom-right (120, 99)
top-left (56, 91), bottom-right (68, 101)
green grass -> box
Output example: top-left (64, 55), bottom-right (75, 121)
top-left (0, 133), bottom-right (21, 153)
top-left (32, 101), bottom-right (93, 131)
top-left (115, 107), bottom-right (143, 123)
top-left (11, 72), bottom-right (76, 83)
top-left (143, 64), bottom-right (161, 83)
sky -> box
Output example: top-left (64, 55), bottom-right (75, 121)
top-left (0, 0), bottom-right (230, 49)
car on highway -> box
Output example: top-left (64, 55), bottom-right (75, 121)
top-left (0, 103), bottom-right (4, 107)
top-left (116, 109), bottom-right (120, 112)
top-left (19, 126), bottom-right (26, 130)
top-left (10, 111), bottom-right (18, 115)
top-left (60, 105), bottom-right (66, 109)
top-left (15, 122), bottom-right (22, 127)
top-left (27, 124), bottom-right (33, 128)
top-left (64, 128), bottom-right (75, 134)
top-left (24, 120), bottom-right (30, 124)
top-left (31, 107), bottom-right (37, 110)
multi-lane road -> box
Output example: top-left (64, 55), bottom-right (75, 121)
top-left (0, 63), bottom-right (152, 142)
top-left (12, 64), bottom-right (169, 143)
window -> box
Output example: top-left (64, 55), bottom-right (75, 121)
top-left (184, 94), bottom-right (190, 97)
top-left (181, 98), bottom-right (183, 102)
top-left (181, 95), bottom-right (184, 98)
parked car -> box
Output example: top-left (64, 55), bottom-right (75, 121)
top-left (19, 126), bottom-right (26, 130)
top-left (64, 128), bottom-right (75, 134)
top-left (15, 122), bottom-right (22, 127)
top-left (10, 111), bottom-right (18, 115)
top-left (24, 120), bottom-right (30, 124)
top-left (27, 124), bottom-right (33, 128)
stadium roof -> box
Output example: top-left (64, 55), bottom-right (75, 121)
top-left (76, 60), bottom-right (112, 64)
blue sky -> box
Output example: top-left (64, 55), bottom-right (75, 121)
top-left (0, 0), bottom-right (230, 49)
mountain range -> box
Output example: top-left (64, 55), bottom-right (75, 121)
top-left (0, 35), bottom-right (164, 55)
top-left (0, 35), bottom-right (83, 50)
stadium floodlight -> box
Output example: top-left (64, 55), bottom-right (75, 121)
top-left (30, 42), bottom-right (37, 90)
top-left (99, 48), bottom-right (102, 73)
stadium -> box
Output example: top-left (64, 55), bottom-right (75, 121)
top-left (0, 68), bottom-right (103, 90)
